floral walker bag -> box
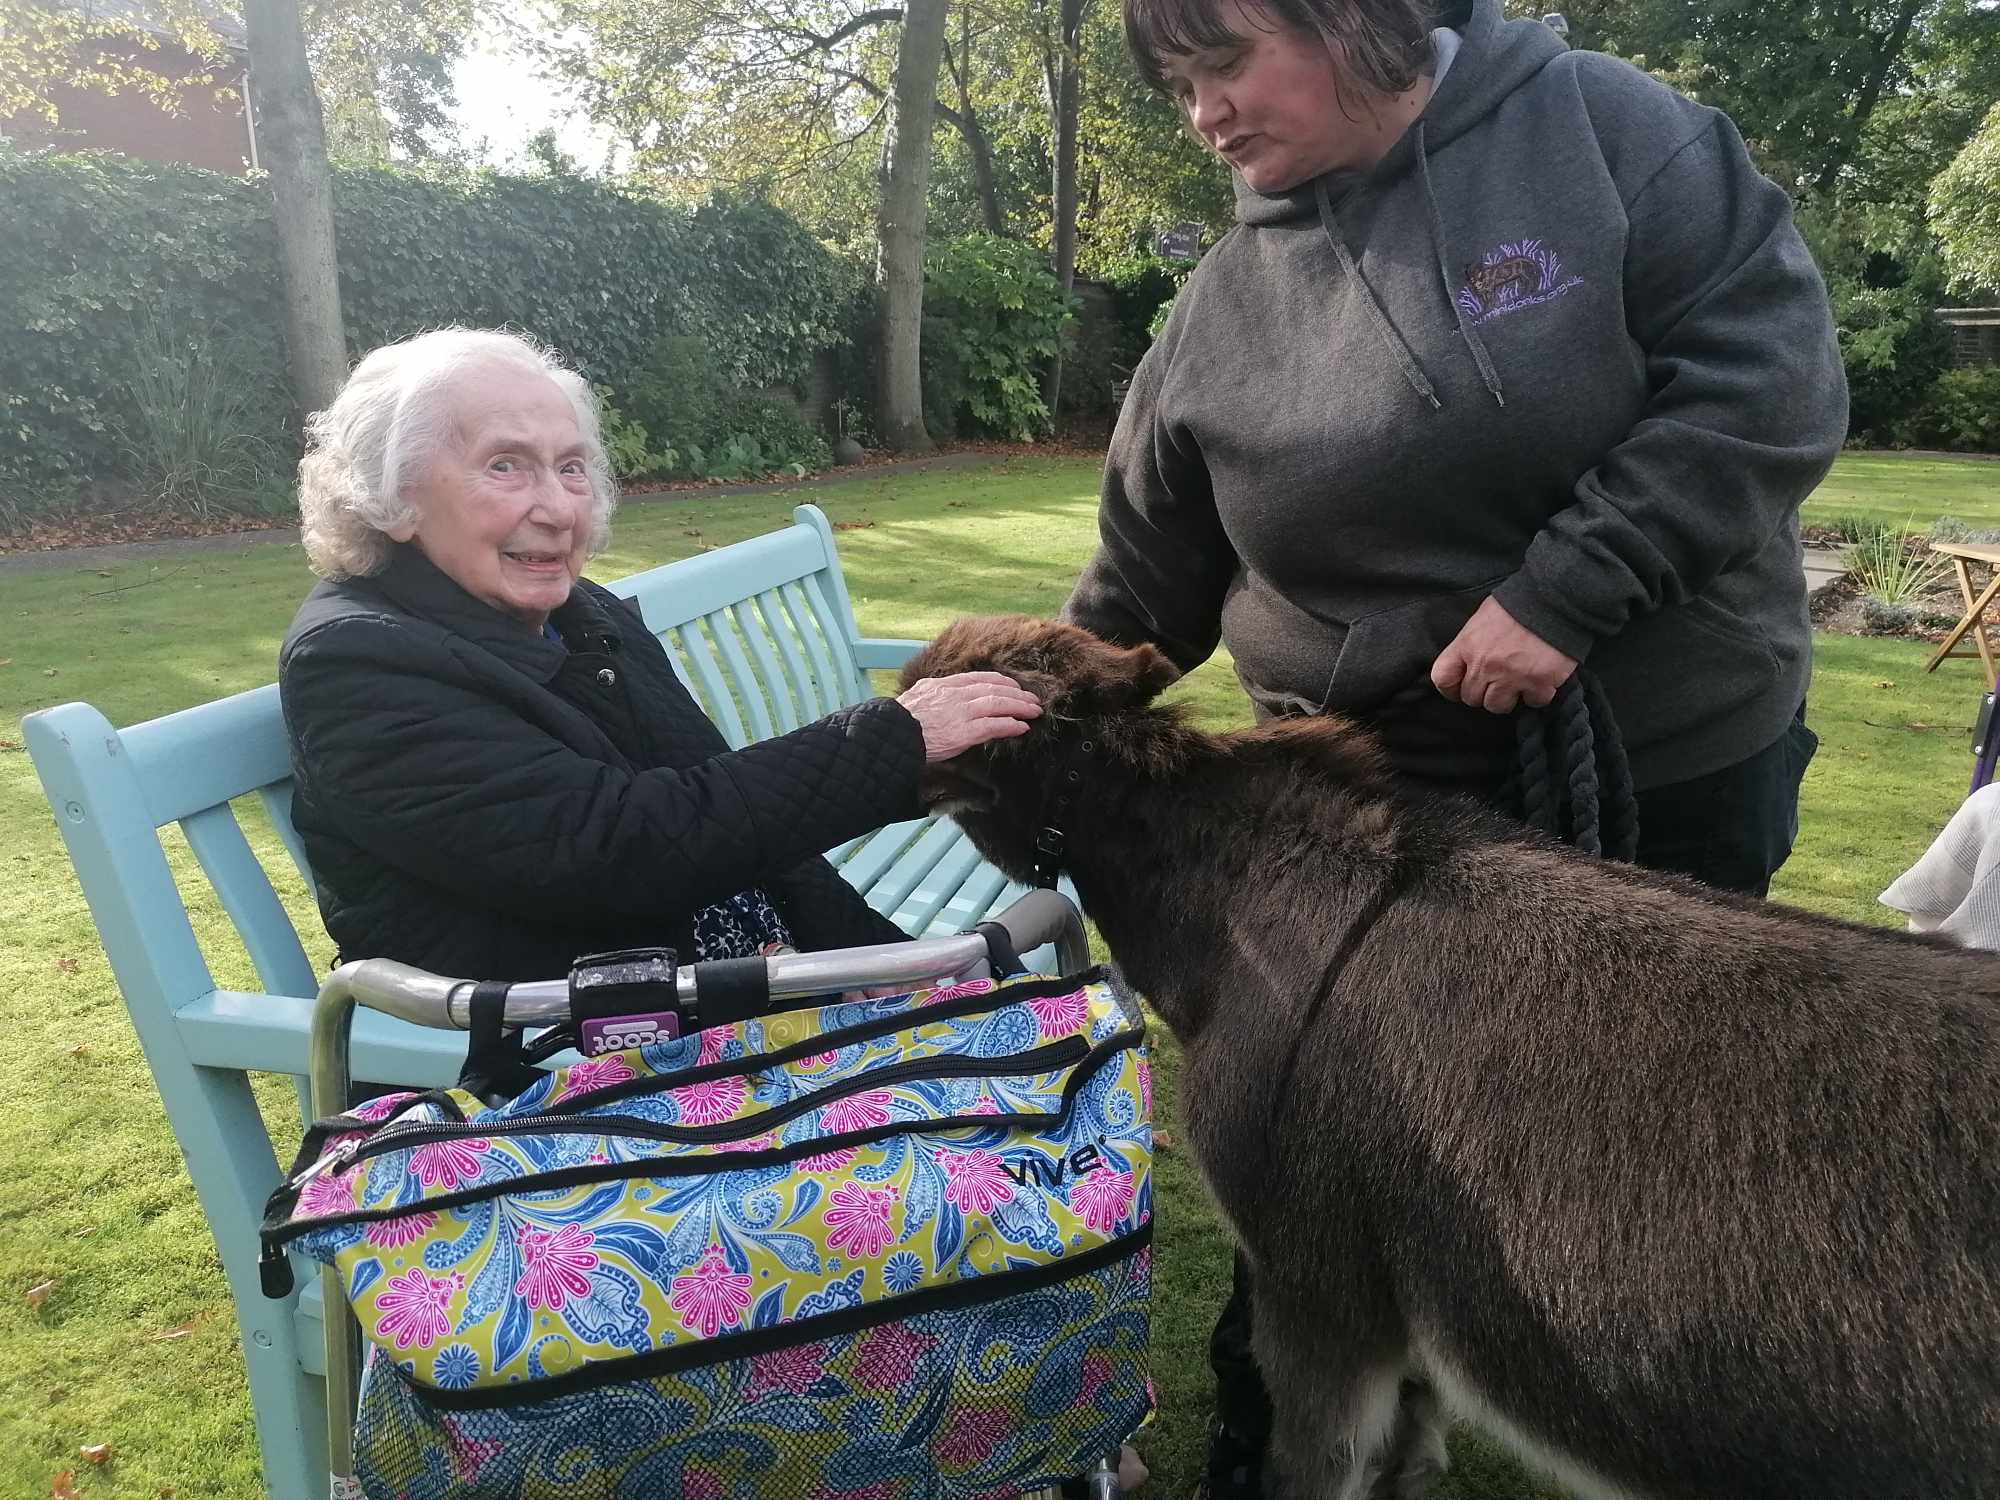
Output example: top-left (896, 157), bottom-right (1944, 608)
top-left (262, 972), bottom-right (1154, 1499)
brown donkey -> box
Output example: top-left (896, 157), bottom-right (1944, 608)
top-left (901, 615), bottom-right (2000, 1500)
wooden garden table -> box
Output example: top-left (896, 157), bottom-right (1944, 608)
top-left (1925, 540), bottom-right (2000, 691)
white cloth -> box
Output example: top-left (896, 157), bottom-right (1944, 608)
top-left (1879, 782), bottom-right (2000, 948)
top-left (1430, 26), bottom-right (1464, 87)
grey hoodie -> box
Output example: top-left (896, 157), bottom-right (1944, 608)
top-left (1064, 0), bottom-right (1847, 791)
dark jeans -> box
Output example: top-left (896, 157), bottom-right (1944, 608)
top-left (1207, 710), bottom-right (1819, 1446)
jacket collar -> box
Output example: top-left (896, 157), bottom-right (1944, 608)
top-left (371, 545), bottom-right (621, 682)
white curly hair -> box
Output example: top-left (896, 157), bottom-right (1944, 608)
top-left (297, 327), bottom-right (618, 580)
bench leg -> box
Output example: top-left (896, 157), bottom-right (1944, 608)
top-left (160, 1067), bottom-right (331, 1497)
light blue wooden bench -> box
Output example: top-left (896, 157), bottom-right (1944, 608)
top-left (22, 503), bottom-right (1068, 1498)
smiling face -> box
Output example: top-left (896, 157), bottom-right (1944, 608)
top-left (1159, 0), bottom-right (1422, 192)
top-left (391, 362), bottom-right (594, 631)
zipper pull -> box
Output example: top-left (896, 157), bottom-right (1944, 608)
top-left (287, 1136), bottom-right (362, 1193)
top-left (259, 1237), bottom-right (295, 1299)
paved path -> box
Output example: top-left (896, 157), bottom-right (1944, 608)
top-left (1804, 544), bottom-right (1846, 600)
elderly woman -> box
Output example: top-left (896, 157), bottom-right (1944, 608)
top-left (1062, 0), bottom-right (1848, 1491)
top-left (279, 327), bottom-right (1039, 985)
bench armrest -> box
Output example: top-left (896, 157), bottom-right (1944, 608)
top-left (177, 990), bottom-right (471, 1089)
top-left (853, 637), bottom-right (928, 671)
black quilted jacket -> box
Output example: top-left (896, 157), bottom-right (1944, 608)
top-left (278, 547), bottom-right (922, 982)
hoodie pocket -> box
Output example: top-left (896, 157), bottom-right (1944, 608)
top-left (1319, 577), bottom-right (1509, 714)
top-left (1674, 595), bottom-right (1781, 672)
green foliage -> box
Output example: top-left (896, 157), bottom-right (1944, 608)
top-left (1801, 204), bottom-right (1957, 442)
top-left (1843, 522), bottom-right (1945, 604)
top-left (618, 337), bottom-right (830, 479)
top-left (0, 150), bottom-right (847, 496)
top-left (592, 385), bottom-right (678, 479)
top-left (1825, 512), bottom-right (1900, 545)
top-left (0, 147), bottom-right (284, 493)
top-left (681, 193), bottom-right (857, 390)
top-left (702, 391), bottom-right (832, 477)
top-left (1097, 252), bottom-right (1195, 349)
top-left (1930, 100), bottom-right (2000, 296)
top-left (623, 336), bottom-right (725, 466)
top-left (112, 309), bottom-right (291, 520)
top-left (919, 235), bottom-right (1077, 441)
top-left (1929, 513), bottom-right (2000, 544)
top-left (1894, 368), bottom-right (2000, 453)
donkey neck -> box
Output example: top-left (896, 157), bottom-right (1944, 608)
top-left (1037, 711), bottom-right (1398, 1038)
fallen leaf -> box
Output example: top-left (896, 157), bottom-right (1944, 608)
top-left (79, 1443), bottom-right (113, 1464)
top-left (94, 570), bottom-right (113, 578)
top-left (147, 1321), bottom-right (197, 1342)
top-left (67, 1042), bottom-right (89, 1058)
top-left (25, 1278), bottom-right (58, 1308)
top-left (72, 1227), bottom-right (97, 1239)
top-left (1153, 1130), bottom-right (1176, 1152)
top-left (0, 740), bottom-right (19, 752)
top-left (682, 528), bottom-right (703, 538)
top-left (832, 520), bottom-right (874, 531)
top-left (50, 1471), bottom-right (78, 1499)
top-left (0, 657), bottom-right (12, 666)
top-left (1875, 680), bottom-right (1895, 689)
top-left (42, 667), bottom-right (58, 677)
top-left (55, 957), bottom-right (79, 975)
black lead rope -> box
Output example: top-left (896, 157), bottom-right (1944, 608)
top-left (1512, 669), bottom-right (1638, 862)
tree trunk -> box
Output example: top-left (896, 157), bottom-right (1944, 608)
top-left (1812, 0), bottom-right (1924, 197)
top-left (244, 0), bottom-right (348, 416)
top-left (1040, 0), bottom-right (1088, 419)
top-left (875, 0), bottom-right (951, 452)
top-left (948, 11), bottom-right (1006, 237)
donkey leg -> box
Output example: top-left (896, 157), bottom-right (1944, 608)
top-left (1371, 1378), bottom-right (1449, 1500)
top-left (1251, 1290), bottom-right (1409, 1500)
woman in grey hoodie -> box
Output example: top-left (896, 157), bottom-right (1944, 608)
top-left (1059, 0), bottom-right (1848, 1490)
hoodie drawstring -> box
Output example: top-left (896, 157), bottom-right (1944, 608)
top-left (1416, 121), bottom-right (1507, 407)
top-left (1310, 122), bottom-right (1509, 411)
top-left (1314, 176), bottom-right (1440, 411)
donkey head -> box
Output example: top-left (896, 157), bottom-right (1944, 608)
top-left (898, 615), bottom-right (1180, 879)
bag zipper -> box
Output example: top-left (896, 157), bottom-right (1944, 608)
top-left (534, 969), bottom-right (1101, 1118)
top-left (259, 1026), bottom-right (1140, 1299)
top-left (286, 1033), bottom-right (1089, 1191)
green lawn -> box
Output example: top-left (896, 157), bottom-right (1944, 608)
top-left (0, 450), bottom-right (1983, 1498)
top-left (1802, 450), bottom-right (2000, 530)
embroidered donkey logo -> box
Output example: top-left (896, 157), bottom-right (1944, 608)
top-left (1455, 238), bottom-right (1584, 327)
top-left (1461, 254), bottom-right (1542, 306)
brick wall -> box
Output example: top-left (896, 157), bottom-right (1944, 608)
top-left (3, 39), bottom-right (251, 177)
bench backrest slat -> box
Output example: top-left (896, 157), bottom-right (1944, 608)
top-left (120, 684), bottom-right (293, 829)
top-left (780, 578), bottom-right (848, 716)
top-left (672, 618), bottom-right (748, 747)
top-left (703, 607), bottom-right (777, 744)
top-left (799, 572), bottom-right (869, 704)
top-left (753, 586), bottom-right (830, 723)
top-left (178, 804), bottom-right (318, 1000)
top-left (728, 599), bottom-right (797, 734)
top-left (255, 781), bottom-right (314, 888)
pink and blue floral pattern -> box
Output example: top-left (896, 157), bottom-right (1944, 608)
top-left (286, 976), bottom-right (1152, 1499)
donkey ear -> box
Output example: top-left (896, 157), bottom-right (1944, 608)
top-left (1123, 643), bottom-right (1180, 705)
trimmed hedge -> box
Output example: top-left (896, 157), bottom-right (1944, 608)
top-left (0, 148), bottom-right (851, 492)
